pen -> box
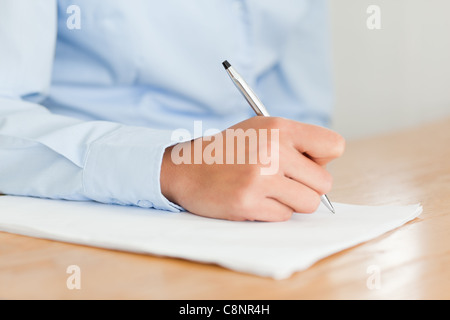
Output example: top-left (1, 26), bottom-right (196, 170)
top-left (222, 60), bottom-right (335, 214)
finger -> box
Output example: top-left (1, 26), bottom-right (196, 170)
top-left (304, 152), bottom-right (336, 167)
top-left (248, 197), bottom-right (294, 222)
top-left (281, 148), bottom-right (332, 195)
top-left (287, 121), bottom-right (345, 165)
top-left (269, 176), bottom-right (321, 214)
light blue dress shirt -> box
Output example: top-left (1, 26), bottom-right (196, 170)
top-left (0, 0), bottom-right (333, 212)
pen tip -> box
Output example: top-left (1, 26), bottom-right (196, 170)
top-left (329, 202), bottom-right (336, 214)
top-left (222, 60), bottom-right (231, 70)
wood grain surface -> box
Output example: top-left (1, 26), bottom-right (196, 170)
top-left (1, 118), bottom-right (449, 299)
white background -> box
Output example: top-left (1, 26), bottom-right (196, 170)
top-left (329, 0), bottom-right (450, 139)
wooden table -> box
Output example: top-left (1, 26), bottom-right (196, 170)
top-left (1, 118), bottom-right (449, 300)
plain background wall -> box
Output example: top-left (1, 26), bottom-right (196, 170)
top-left (329, 0), bottom-right (450, 140)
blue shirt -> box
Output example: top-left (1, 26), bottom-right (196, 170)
top-left (0, 0), bottom-right (333, 212)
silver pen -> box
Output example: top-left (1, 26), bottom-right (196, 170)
top-left (222, 60), bottom-right (335, 214)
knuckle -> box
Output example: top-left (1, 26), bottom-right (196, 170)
top-left (330, 132), bottom-right (346, 157)
top-left (279, 210), bottom-right (294, 221)
top-left (265, 116), bottom-right (285, 130)
top-left (254, 207), bottom-right (293, 222)
top-left (310, 165), bottom-right (333, 195)
top-left (319, 170), bottom-right (333, 194)
top-left (302, 193), bottom-right (321, 213)
top-left (272, 207), bottom-right (293, 222)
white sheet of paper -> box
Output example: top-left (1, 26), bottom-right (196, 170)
top-left (0, 196), bottom-right (422, 279)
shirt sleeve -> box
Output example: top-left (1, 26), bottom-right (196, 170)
top-left (0, 1), bottom-right (182, 212)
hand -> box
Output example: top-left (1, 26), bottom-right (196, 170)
top-left (160, 116), bottom-right (345, 221)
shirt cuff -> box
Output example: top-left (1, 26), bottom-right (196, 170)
top-left (82, 125), bottom-right (184, 212)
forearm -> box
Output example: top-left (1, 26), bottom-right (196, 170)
top-left (0, 97), bottom-right (181, 211)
